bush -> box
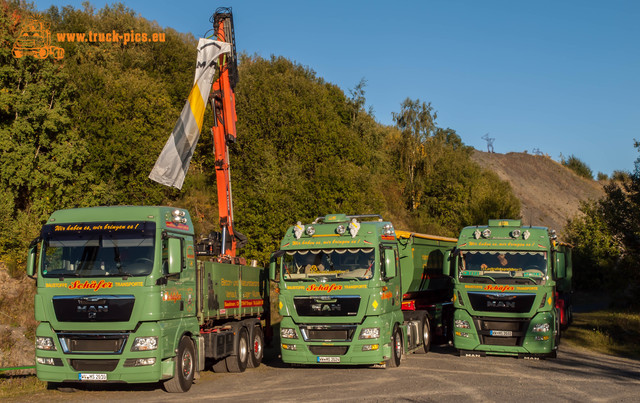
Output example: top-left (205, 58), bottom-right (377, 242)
top-left (562, 154), bottom-right (593, 179)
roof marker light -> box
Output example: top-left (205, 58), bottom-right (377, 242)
top-left (294, 221), bottom-right (304, 239)
top-left (348, 219), bottom-right (360, 238)
top-left (511, 229), bottom-right (521, 239)
top-left (482, 229), bottom-right (491, 238)
top-left (336, 224), bottom-right (346, 235)
top-left (305, 225), bottom-right (315, 236)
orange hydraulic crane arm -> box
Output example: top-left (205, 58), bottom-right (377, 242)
top-left (209, 7), bottom-right (246, 259)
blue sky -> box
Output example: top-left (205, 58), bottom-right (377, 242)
top-left (36, 0), bottom-right (640, 176)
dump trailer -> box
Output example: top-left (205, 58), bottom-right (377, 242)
top-left (270, 214), bottom-right (457, 367)
top-left (27, 206), bottom-right (268, 392)
top-left (450, 219), bottom-right (572, 358)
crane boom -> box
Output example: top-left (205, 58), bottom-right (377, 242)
top-left (209, 7), bottom-right (246, 262)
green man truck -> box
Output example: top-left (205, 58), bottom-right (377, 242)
top-left (450, 219), bottom-right (572, 358)
top-left (270, 214), bottom-right (457, 367)
top-left (27, 206), bottom-right (268, 392)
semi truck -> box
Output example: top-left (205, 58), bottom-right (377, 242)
top-left (27, 206), bottom-right (268, 392)
top-left (449, 219), bottom-right (572, 358)
top-left (269, 214), bottom-right (457, 367)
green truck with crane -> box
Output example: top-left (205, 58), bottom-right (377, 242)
top-left (26, 8), bottom-right (271, 392)
top-left (27, 206), bottom-right (268, 392)
top-left (270, 214), bottom-right (457, 367)
top-left (450, 219), bottom-right (572, 358)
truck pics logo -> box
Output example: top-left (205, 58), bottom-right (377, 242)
top-left (12, 18), bottom-right (64, 60)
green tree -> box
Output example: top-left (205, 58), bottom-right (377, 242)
top-left (389, 98), bottom-right (520, 236)
top-left (566, 141), bottom-right (640, 306)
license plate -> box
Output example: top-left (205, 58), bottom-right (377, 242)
top-left (317, 356), bottom-right (340, 363)
top-left (79, 373), bottom-right (107, 381)
top-left (490, 330), bottom-right (512, 337)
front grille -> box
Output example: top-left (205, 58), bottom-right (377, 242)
top-left (468, 292), bottom-right (536, 314)
top-left (308, 346), bottom-right (349, 356)
top-left (69, 359), bottom-right (119, 372)
top-left (300, 325), bottom-right (357, 341)
top-left (53, 295), bottom-right (135, 322)
top-left (294, 296), bottom-right (360, 317)
top-left (58, 333), bottom-right (129, 354)
top-left (473, 317), bottom-right (530, 346)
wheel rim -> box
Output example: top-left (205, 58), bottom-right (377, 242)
top-left (423, 323), bottom-right (429, 346)
top-left (182, 350), bottom-right (193, 378)
top-left (239, 334), bottom-right (248, 363)
top-left (394, 332), bottom-right (401, 358)
top-left (253, 335), bottom-right (262, 358)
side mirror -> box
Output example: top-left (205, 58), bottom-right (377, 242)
top-left (26, 239), bottom-right (39, 277)
top-left (269, 261), bottom-right (276, 281)
top-left (269, 250), bottom-right (285, 282)
top-left (167, 237), bottom-right (183, 274)
top-left (443, 250), bottom-right (451, 276)
top-left (384, 248), bottom-right (396, 278)
top-left (555, 253), bottom-right (566, 279)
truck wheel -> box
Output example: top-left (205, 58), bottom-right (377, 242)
top-left (248, 325), bottom-right (264, 368)
top-left (386, 326), bottom-right (402, 368)
top-left (163, 336), bottom-right (195, 393)
top-left (416, 316), bottom-right (431, 354)
top-left (225, 327), bottom-right (249, 373)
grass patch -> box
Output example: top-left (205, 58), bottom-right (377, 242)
top-left (0, 373), bottom-right (46, 399)
top-left (563, 310), bottom-right (640, 359)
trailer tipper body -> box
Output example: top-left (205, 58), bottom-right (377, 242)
top-left (270, 214), bottom-right (456, 367)
top-left (28, 206), bottom-right (267, 392)
top-left (450, 219), bottom-right (572, 358)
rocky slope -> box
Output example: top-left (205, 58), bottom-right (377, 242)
top-left (471, 150), bottom-right (604, 236)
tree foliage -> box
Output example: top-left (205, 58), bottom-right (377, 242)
top-left (390, 98), bottom-right (520, 236)
top-left (566, 142), bottom-right (640, 307)
top-left (1, 2), bottom-right (521, 268)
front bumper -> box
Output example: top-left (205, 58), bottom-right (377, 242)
top-left (35, 322), bottom-right (171, 384)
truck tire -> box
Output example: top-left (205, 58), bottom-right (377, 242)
top-left (225, 326), bottom-right (249, 373)
top-left (386, 326), bottom-right (402, 368)
top-left (415, 316), bottom-right (431, 354)
top-left (212, 358), bottom-right (228, 373)
top-left (163, 336), bottom-right (195, 393)
top-left (248, 325), bottom-right (264, 368)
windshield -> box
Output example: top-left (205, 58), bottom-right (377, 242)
top-left (283, 248), bottom-right (375, 281)
top-left (459, 250), bottom-right (547, 285)
top-left (40, 222), bottom-right (155, 278)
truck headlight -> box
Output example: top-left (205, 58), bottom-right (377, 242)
top-left (532, 323), bottom-right (550, 333)
top-left (281, 328), bottom-right (298, 339)
top-left (36, 336), bottom-right (56, 351)
top-left (359, 328), bottom-right (380, 339)
top-left (455, 319), bottom-right (470, 329)
top-left (131, 336), bottom-right (158, 351)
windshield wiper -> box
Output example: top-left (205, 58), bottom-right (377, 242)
top-left (461, 275), bottom-right (496, 284)
top-left (513, 276), bottom-right (538, 285)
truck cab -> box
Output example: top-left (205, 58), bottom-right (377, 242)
top-left (270, 214), bottom-right (456, 366)
top-left (450, 219), bottom-right (572, 358)
top-left (27, 206), bottom-right (267, 392)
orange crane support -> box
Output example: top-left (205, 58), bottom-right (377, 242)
top-left (209, 7), bottom-right (245, 262)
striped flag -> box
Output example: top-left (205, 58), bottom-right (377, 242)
top-left (149, 38), bottom-right (231, 189)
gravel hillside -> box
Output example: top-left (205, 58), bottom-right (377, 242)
top-left (471, 150), bottom-right (604, 236)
